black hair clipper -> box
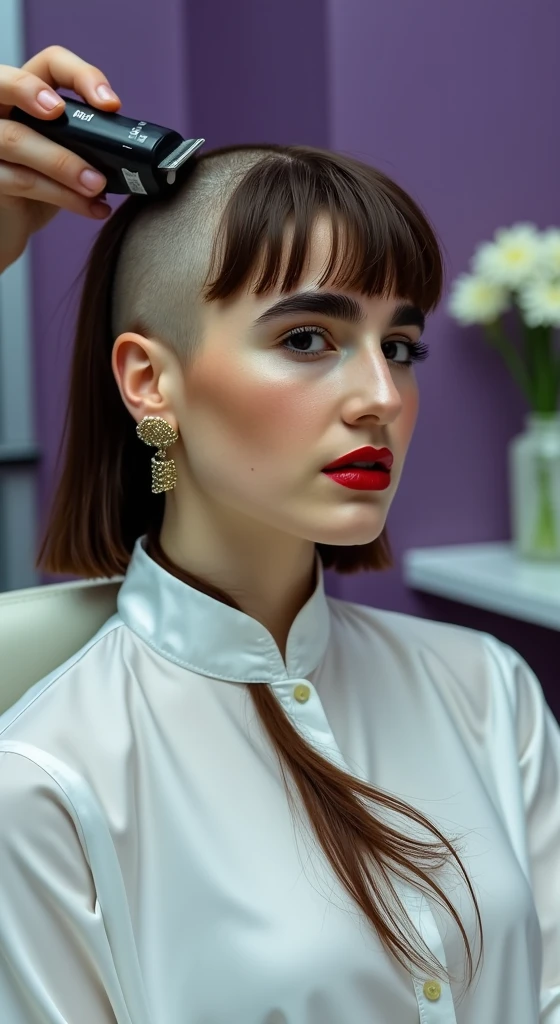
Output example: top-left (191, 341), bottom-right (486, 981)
top-left (10, 93), bottom-right (205, 197)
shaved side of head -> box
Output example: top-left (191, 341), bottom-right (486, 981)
top-left (110, 148), bottom-right (270, 363)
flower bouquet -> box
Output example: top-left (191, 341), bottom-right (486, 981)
top-left (448, 224), bottom-right (560, 560)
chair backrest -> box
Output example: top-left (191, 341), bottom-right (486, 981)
top-left (0, 577), bottom-right (123, 715)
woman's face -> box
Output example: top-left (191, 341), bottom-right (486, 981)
top-left (170, 219), bottom-right (426, 549)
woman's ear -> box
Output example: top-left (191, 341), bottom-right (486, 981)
top-left (111, 332), bottom-right (179, 430)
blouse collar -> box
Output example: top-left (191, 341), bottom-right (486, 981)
top-left (117, 536), bottom-right (331, 683)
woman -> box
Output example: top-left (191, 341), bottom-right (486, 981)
top-left (0, 46), bottom-right (559, 1024)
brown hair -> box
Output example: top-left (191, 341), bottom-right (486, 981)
top-left (38, 144), bottom-right (482, 990)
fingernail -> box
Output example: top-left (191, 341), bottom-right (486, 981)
top-left (38, 89), bottom-right (62, 111)
top-left (96, 84), bottom-right (119, 102)
top-left (80, 169), bottom-right (106, 193)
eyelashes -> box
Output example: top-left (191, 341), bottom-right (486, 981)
top-left (392, 339), bottom-right (430, 365)
top-left (279, 325), bottom-right (430, 366)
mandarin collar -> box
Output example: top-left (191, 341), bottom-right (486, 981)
top-left (116, 536), bottom-right (331, 683)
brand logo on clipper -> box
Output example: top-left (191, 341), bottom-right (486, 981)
top-left (73, 109), bottom-right (94, 121)
top-left (128, 121), bottom-right (148, 143)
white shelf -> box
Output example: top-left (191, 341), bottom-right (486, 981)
top-left (402, 542), bottom-right (560, 632)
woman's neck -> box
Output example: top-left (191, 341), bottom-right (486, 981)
top-left (153, 513), bottom-right (317, 660)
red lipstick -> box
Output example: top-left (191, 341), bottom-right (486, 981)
top-left (322, 445), bottom-right (393, 491)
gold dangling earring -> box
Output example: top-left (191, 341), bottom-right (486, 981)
top-left (136, 415), bottom-right (179, 493)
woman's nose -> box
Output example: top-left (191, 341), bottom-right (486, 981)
top-left (340, 354), bottom-right (403, 425)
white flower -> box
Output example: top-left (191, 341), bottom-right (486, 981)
top-left (448, 273), bottom-right (510, 325)
top-left (471, 223), bottom-right (541, 289)
top-left (539, 229), bottom-right (560, 279)
top-left (517, 279), bottom-right (560, 327)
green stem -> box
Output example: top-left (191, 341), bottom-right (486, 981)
top-left (519, 319), bottom-right (558, 414)
top-left (483, 320), bottom-right (533, 402)
top-left (532, 456), bottom-right (559, 552)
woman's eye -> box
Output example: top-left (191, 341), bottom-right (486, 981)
top-left (382, 338), bottom-right (428, 366)
top-left (280, 327), bottom-right (331, 359)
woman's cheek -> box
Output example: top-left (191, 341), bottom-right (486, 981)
top-left (188, 357), bottom-right (319, 451)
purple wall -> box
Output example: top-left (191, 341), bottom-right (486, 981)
top-left (24, 0), bottom-right (560, 710)
top-left (188, 0), bottom-right (329, 148)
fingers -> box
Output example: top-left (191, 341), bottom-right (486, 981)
top-left (0, 117), bottom-right (110, 198)
top-left (0, 44), bottom-right (121, 121)
top-left (0, 46), bottom-right (119, 216)
top-left (0, 160), bottom-right (111, 220)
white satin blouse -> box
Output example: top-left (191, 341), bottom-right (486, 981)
top-left (0, 534), bottom-right (559, 1023)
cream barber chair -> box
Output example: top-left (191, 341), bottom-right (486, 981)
top-left (0, 576), bottom-right (123, 715)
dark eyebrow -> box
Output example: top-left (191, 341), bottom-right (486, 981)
top-left (252, 291), bottom-right (365, 327)
top-left (389, 302), bottom-right (425, 334)
top-left (252, 291), bottom-right (425, 334)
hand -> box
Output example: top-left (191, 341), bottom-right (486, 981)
top-left (0, 45), bottom-right (121, 273)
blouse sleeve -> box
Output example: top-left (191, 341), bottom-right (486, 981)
top-left (483, 636), bottom-right (560, 1023)
top-left (0, 746), bottom-right (147, 1024)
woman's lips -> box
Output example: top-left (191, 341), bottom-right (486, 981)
top-left (322, 445), bottom-right (393, 471)
top-left (321, 444), bottom-right (393, 490)
top-left (322, 467), bottom-right (391, 491)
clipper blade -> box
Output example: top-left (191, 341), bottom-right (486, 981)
top-left (157, 137), bottom-right (205, 183)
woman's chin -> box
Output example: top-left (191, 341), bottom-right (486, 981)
top-left (308, 507), bottom-right (388, 547)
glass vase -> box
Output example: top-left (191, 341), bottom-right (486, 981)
top-left (508, 412), bottom-right (560, 561)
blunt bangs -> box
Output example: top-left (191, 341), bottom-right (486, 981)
top-left (203, 145), bottom-right (444, 312)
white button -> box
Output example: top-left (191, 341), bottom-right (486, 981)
top-left (293, 683), bottom-right (311, 703)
